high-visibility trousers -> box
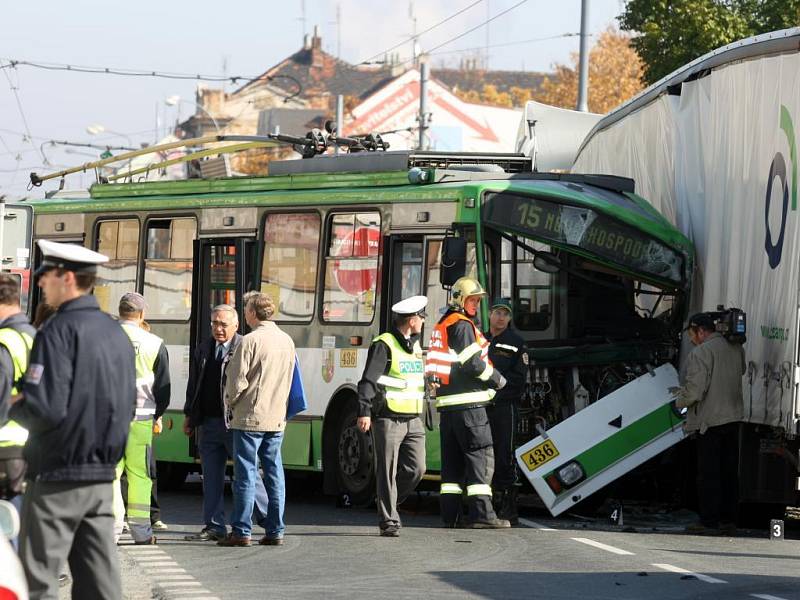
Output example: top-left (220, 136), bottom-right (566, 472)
top-left (113, 419), bottom-right (154, 543)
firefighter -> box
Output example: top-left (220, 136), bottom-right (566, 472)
top-left (113, 292), bottom-right (171, 545)
top-left (0, 274), bottom-right (36, 550)
top-left (426, 276), bottom-right (509, 528)
top-left (357, 295), bottom-right (428, 537)
top-left (484, 298), bottom-right (527, 524)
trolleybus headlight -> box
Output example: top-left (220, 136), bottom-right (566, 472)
top-left (555, 461), bottom-right (585, 488)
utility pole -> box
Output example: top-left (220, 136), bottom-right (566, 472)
top-left (409, 2), bottom-right (419, 67)
top-left (485, 0), bottom-right (490, 70)
top-left (418, 61), bottom-right (429, 150)
top-left (576, 0), bottom-right (589, 112)
top-left (335, 94), bottom-right (344, 155)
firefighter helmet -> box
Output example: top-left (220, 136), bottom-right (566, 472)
top-left (450, 276), bottom-right (486, 309)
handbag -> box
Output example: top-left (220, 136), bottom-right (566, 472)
top-left (286, 356), bottom-right (308, 420)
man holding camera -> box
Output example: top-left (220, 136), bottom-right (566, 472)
top-left (672, 312), bottom-right (746, 536)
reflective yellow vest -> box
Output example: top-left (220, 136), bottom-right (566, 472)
top-left (121, 322), bottom-right (163, 420)
top-left (0, 327), bottom-right (33, 448)
top-left (374, 333), bottom-right (425, 415)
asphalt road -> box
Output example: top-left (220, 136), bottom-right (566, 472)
top-left (113, 478), bottom-right (800, 600)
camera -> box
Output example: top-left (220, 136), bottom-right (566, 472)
top-left (708, 305), bottom-right (747, 344)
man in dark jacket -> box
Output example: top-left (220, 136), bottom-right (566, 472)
top-left (182, 303), bottom-right (272, 541)
top-left (9, 240), bottom-right (136, 600)
top-left (484, 298), bottom-right (527, 524)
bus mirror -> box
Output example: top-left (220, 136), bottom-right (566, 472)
top-left (534, 252), bottom-right (561, 274)
top-left (440, 237), bottom-right (467, 287)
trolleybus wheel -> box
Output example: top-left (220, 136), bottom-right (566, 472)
top-left (333, 400), bottom-right (376, 507)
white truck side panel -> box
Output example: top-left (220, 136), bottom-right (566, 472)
top-left (574, 48), bottom-right (800, 431)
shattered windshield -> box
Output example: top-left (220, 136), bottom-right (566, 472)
top-left (482, 191), bottom-right (684, 285)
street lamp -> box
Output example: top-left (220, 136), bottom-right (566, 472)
top-left (165, 95), bottom-right (221, 135)
top-left (86, 124), bottom-right (134, 148)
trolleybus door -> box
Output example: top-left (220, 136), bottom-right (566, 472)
top-left (189, 237), bottom-right (257, 360)
top-left (0, 203), bottom-right (34, 315)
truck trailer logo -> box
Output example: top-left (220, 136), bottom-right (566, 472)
top-left (764, 105), bottom-right (797, 269)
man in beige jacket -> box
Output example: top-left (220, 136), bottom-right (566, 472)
top-left (672, 312), bottom-right (746, 536)
top-left (218, 292), bottom-right (295, 547)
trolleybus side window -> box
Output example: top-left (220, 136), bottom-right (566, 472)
top-left (499, 236), bottom-right (553, 330)
top-left (144, 217), bottom-right (196, 320)
top-left (94, 219), bottom-right (140, 314)
top-left (261, 212), bottom-right (321, 322)
top-left (322, 212), bottom-right (380, 323)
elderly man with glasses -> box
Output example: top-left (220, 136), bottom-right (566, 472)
top-left (182, 304), bottom-right (272, 541)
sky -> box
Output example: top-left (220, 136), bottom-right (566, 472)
top-left (0, 0), bottom-right (625, 198)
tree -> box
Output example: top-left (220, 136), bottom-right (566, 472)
top-left (620, 0), bottom-right (800, 85)
top-left (534, 28), bottom-right (645, 114)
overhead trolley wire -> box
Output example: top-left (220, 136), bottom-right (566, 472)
top-left (1, 60), bottom-right (48, 165)
top-left (357, 0), bottom-right (485, 65)
top-left (399, 0), bottom-right (530, 65)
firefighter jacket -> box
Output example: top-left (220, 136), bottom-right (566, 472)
top-left (358, 329), bottom-right (424, 418)
top-left (11, 295), bottom-right (136, 482)
top-left (485, 326), bottom-right (527, 404)
top-left (121, 321), bottom-right (171, 421)
top-left (426, 309), bottom-right (504, 410)
top-left (0, 313), bottom-right (35, 457)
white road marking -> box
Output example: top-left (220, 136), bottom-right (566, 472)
top-left (518, 518), bottom-right (557, 531)
top-left (130, 557), bottom-right (174, 562)
top-left (157, 581), bottom-right (203, 587)
top-left (152, 575), bottom-right (196, 581)
top-left (145, 568), bottom-right (187, 573)
top-left (751, 595), bottom-right (790, 600)
top-left (571, 537), bottom-right (635, 555)
top-left (651, 563), bottom-right (727, 584)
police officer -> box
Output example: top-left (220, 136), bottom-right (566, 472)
top-left (426, 277), bottom-right (508, 528)
top-left (0, 274), bottom-right (36, 549)
top-left (9, 240), bottom-right (136, 600)
top-left (357, 295), bottom-right (428, 537)
top-left (484, 298), bottom-right (526, 524)
top-left (113, 292), bottom-right (171, 545)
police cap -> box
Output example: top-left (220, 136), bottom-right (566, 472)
top-left (35, 239), bottom-right (109, 276)
top-left (391, 295), bottom-right (427, 318)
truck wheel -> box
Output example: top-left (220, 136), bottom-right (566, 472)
top-left (332, 400), bottom-right (375, 507)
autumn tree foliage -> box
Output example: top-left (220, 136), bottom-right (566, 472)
top-left (534, 28), bottom-right (645, 114)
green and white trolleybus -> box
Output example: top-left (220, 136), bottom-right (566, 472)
top-left (23, 144), bottom-right (694, 510)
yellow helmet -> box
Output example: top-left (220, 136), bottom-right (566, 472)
top-left (450, 276), bottom-right (486, 309)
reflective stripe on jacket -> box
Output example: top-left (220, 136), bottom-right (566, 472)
top-left (373, 332), bottom-right (425, 415)
top-left (426, 312), bottom-right (495, 409)
top-left (121, 322), bottom-right (163, 418)
top-left (0, 327), bottom-right (33, 447)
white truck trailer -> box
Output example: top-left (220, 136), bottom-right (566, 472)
top-left (572, 27), bottom-right (800, 514)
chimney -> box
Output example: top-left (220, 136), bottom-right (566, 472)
top-left (310, 24), bottom-right (323, 69)
top-left (303, 34), bottom-right (311, 50)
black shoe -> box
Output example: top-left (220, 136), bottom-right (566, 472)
top-left (462, 518), bottom-right (511, 529)
top-left (380, 526), bottom-right (400, 537)
top-left (184, 527), bottom-right (224, 541)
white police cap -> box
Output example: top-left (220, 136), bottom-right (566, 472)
top-left (391, 295), bottom-right (428, 317)
top-left (35, 239), bottom-right (109, 276)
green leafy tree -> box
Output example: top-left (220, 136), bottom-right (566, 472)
top-left (620, 0), bottom-right (800, 85)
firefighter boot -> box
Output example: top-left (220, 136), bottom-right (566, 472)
top-left (498, 488), bottom-right (519, 525)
